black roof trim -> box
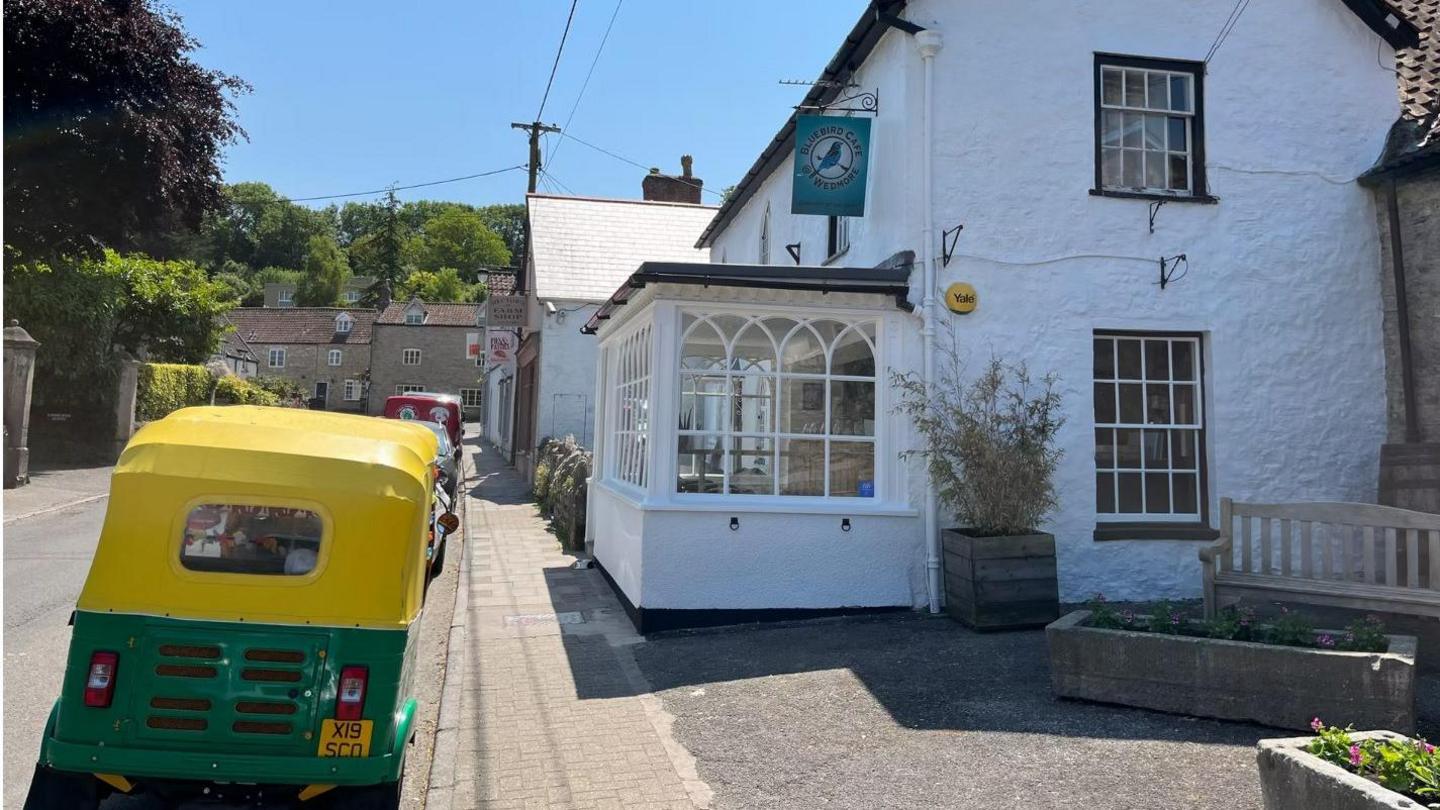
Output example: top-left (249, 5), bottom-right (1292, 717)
top-left (580, 262), bottom-right (915, 335)
top-left (695, 0), bottom-right (909, 249)
top-left (1339, 0), bottom-right (1422, 49)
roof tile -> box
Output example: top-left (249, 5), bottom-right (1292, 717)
top-left (376, 300), bottom-right (483, 326)
top-left (225, 308), bottom-right (376, 345)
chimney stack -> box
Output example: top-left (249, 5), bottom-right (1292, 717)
top-left (642, 156), bottom-right (703, 204)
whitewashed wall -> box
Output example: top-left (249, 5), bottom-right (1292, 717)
top-left (708, 0), bottom-right (1397, 602)
top-left (535, 300), bottom-right (602, 448)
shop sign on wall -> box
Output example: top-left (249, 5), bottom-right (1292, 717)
top-left (792, 115), bottom-right (872, 217)
top-left (486, 295), bottom-right (525, 328)
top-left (486, 329), bottom-right (518, 366)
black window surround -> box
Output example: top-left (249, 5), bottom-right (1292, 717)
top-left (1091, 53), bottom-right (1216, 204)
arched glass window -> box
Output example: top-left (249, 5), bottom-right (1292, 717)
top-left (674, 310), bottom-right (879, 499)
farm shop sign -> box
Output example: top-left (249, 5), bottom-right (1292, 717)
top-left (792, 115), bottom-right (871, 217)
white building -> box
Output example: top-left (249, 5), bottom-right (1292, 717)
top-left (585, 0), bottom-right (1423, 632)
top-left (504, 189), bottom-right (715, 475)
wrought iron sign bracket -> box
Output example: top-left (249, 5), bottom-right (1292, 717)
top-left (785, 243), bottom-right (802, 265)
top-left (1158, 254), bottom-right (1188, 289)
top-left (941, 224), bottom-right (964, 268)
top-left (1148, 200), bottom-right (1166, 234)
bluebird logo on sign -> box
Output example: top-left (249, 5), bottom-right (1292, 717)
top-left (793, 115), bottom-right (871, 217)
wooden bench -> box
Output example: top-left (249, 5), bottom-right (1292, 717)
top-left (1201, 499), bottom-right (1440, 621)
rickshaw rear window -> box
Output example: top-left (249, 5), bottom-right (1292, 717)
top-left (181, 505), bottom-right (323, 576)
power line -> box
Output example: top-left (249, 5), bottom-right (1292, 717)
top-left (548, 0), bottom-right (625, 171)
top-left (1204, 0), bottom-right (1252, 63)
top-left (558, 130), bottom-right (724, 199)
top-left (280, 165), bottom-right (527, 203)
top-left (536, 0), bottom-right (581, 120)
top-left (540, 169), bottom-right (579, 196)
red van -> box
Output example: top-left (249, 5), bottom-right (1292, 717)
top-left (383, 393), bottom-right (462, 448)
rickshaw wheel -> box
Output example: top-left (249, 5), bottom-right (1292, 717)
top-left (21, 765), bottom-right (100, 810)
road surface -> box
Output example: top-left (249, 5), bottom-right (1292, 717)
top-left (3, 490), bottom-right (459, 809)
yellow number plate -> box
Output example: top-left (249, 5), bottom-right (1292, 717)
top-left (317, 719), bottom-right (372, 757)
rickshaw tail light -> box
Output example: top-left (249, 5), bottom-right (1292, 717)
top-left (84, 651), bottom-right (119, 708)
top-left (336, 666), bottom-right (368, 721)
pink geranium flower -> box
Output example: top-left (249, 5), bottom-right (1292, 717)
top-left (1349, 744), bottom-right (1363, 767)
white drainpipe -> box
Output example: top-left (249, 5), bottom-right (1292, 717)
top-left (916, 29), bottom-right (944, 614)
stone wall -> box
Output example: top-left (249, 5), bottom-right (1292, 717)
top-left (255, 342), bottom-right (371, 411)
top-left (368, 323), bottom-right (483, 414)
top-left (1375, 171), bottom-right (1440, 443)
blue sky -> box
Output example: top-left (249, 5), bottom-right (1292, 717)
top-left (168, 1), bottom-right (868, 209)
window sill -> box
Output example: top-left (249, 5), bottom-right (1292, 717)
top-left (822, 247), bottom-right (850, 266)
top-left (1089, 188), bottom-right (1218, 205)
top-left (595, 481), bottom-right (917, 518)
top-left (1093, 522), bottom-right (1220, 542)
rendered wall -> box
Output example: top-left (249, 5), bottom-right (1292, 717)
top-left (535, 301), bottom-right (602, 448)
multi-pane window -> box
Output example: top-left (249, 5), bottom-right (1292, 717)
top-left (826, 216), bottom-right (850, 260)
top-left (460, 388), bottom-right (483, 408)
top-left (402, 348), bottom-right (421, 366)
top-left (268, 347), bottom-right (286, 368)
top-left (396, 384), bottom-right (424, 395)
top-left (1094, 333), bottom-right (1204, 522)
top-left (328, 349), bottom-right (342, 366)
top-left (277, 289), bottom-right (294, 307)
top-left (343, 380), bottom-right (360, 401)
top-left (610, 323), bottom-right (653, 489)
top-left (343, 290), bottom-right (362, 304)
top-left (405, 309), bottom-right (424, 325)
top-left (676, 312), bottom-right (878, 498)
top-left (1096, 55), bottom-right (1204, 196)
top-left (335, 314), bottom-right (353, 334)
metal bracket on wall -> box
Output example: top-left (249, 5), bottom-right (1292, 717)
top-left (1148, 200), bottom-right (1166, 234)
top-left (785, 243), bottom-right (802, 265)
top-left (1158, 254), bottom-right (1188, 289)
top-left (941, 224), bottom-right (964, 268)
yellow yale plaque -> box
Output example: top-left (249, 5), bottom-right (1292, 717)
top-left (944, 282), bottom-right (978, 314)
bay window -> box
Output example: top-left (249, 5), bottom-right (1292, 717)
top-left (609, 321), bottom-right (652, 489)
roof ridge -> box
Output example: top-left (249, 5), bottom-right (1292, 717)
top-left (527, 192), bottom-right (719, 210)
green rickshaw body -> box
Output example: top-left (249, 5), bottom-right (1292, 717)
top-left (28, 407), bottom-right (441, 807)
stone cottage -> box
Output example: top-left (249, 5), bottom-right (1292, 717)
top-left (367, 298), bottom-right (485, 415)
top-left (224, 308), bottom-right (376, 411)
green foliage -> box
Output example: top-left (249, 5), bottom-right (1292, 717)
top-left (398, 268), bottom-right (486, 303)
top-left (213, 271), bottom-right (257, 306)
top-left (5, 250), bottom-right (234, 412)
top-left (1265, 607), bottom-right (1317, 647)
top-left (348, 231), bottom-right (421, 282)
top-left (1202, 604), bottom-right (1258, 642)
top-left (893, 342), bottom-right (1063, 535)
top-left (251, 375), bottom-right (308, 407)
top-left (213, 375), bottom-right (279, 406)
top-left (1308, 722), bottom-right (1440, 804)
top-left (1341, 615), bottom-right (1389, 652)
top-left (136, 363), bottom-right (215, 421)
top-left (475, 204), bottom-right (525, 262)
top-left (295, 235), bottom-right (350, 306)
top-left (417, 208), bottom-right (510, 276)
top-left (1081, 595), bottom-right (1389, 653)
top-left (4, 0), bottom-right (247, 261)
top-left (199, 182), bottom-right (336, 272)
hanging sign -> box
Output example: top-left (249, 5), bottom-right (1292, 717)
top-left (486, 328), bottom-right (517, 366)
top-left (486, 295), bottom-right (525, 328)
top-left (465, 331), bottom-right (482, 361)
top-left (792, 115), bottom-right (872, 217)
top-left (944, 282), bottom-right (978, 314)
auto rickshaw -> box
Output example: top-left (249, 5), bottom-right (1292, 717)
top-left (24, 406), bottom-right (457, 809)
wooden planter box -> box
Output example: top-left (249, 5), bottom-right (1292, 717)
top-left (1047, 611), bottom-right (1418, 733)
top-left (942, 529), bottom-right (1059, 630)
top-left (1257, 732), bottom-right (1426, 809)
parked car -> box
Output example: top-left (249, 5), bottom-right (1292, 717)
top-left (23, 406), bottom-right (459, 810)
top-left (416, 420), bottom-right (458, 499)
top-left (383, 393), bottom-right (462, 454)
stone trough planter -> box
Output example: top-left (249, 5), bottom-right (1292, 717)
top-left (1257, 732), bottom-right (1428, 810)
top-left (1046, 611), bottom-right (1417, 733)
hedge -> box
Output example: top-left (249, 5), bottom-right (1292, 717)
top-left (136, 363), bottom-right (281, 421)
top-left (215, 376), bottom-right (279, 407)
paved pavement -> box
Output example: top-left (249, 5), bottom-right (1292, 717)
top-left (3, 464), bottom-right (112, 524)
top-left (426, 444), bottom-right (709, 810)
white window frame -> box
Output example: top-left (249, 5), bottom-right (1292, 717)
top-left (607, 321), bottom-right (653, 490)
top-left (1096, 55), bottom-right (1203, 197)
top-left (396, 384), bottom-right (424, 395)
top-left (343, 290), bottom-right (362, 304)
top-left (1093, 332), bottom-right (1206, 524)
top-left (402, 348), bottom-right (422, 366)
top-left (826, 216), bottom-right (850, 261)
top-left (758, 203), bottom-right (771, 265)
top-left (405, 308), bottom-right (425, 326)
top-left (327, 349), bottom-right (342, 366)
top-left (335, 314), bottom-right (353, 334)
top-left (459, 388), bottom-right (483, 408)
top-left (268, 347), bottom-right (286, 368)
top-left (277, 289), bottom-right (294, 307)
top-left (343, 379), bottom-right (360, 401)
top-left (671, 307), bottom-right (880, 502)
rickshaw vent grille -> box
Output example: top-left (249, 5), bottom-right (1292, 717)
top-left (241, 668), bottom-right (303, 683)
top-left (149, 697), bottom-right (211, 711)
top-left (158, 644), bottom-right (221, 659)
top-left (146, 716), bottom-right (207, 731)
top-left (235, 701), bottom-right (297, 715)
top-left (233, 720), bottom-right (292, 735)
top-left (155, 664), bottom-right (217, 678)
top-left (243, 649), bottom-right (305, 664)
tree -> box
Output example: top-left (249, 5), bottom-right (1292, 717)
top-left (197, 182), bottom-right (334, 272)
top-left (295, 235), bottom-right (350, 306)
top-left (4, 0), bottom-right (247, 262)
top-left (398, 268), bottom-right (487, 303)
top-left (476, 204), bottom-right (526, 263)
top-left (417, 209), bottom-right (510, 278)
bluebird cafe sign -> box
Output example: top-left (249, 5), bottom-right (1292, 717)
top-left (792, 115), bottom-right (872, 217)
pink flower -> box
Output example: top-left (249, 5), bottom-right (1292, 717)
top-left (1349, 744), bottom-right (1363, 767)
top-left (1317, 634), bottom-right (1336, 648)
top-left (1311, 717), bottom-right (1324, 732)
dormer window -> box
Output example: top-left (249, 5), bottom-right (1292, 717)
top-left (405, 306), bottom-right (425, 326)
top-left (277, 288), bottom-right (294, 307)
top-left (335, 313), bottom-right (354, 334)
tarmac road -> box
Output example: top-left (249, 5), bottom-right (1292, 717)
top-left (3, 483), bottom-right (462, 809)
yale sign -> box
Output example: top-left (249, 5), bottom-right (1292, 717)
top-left (944, 282), bottom-right (977, 314)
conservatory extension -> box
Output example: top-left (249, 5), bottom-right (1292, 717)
top-left (582, 261), bottom-right (929, 632)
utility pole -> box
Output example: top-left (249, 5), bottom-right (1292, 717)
top-left (510, 121), bottom-right (561, 193)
